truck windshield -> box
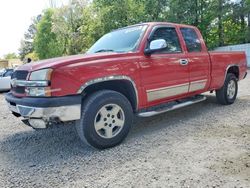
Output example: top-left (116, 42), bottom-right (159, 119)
top-left (87, 25), bottom-right (147, 54)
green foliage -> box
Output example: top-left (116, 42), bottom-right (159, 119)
top-left (19, 15), bottom-right (41, 60)
top-left (4, 53), bottom-right (18, 60)
top-left (20, 0), bottom-right (250, 59)
top-left (93, 0), bottom-right (145, 33)
top-left (25, 52), bottom-right (39, 62)
top-left (52, 0), bottom-right (89, 54)
top-left (34, 9), bottom-right (63, 59)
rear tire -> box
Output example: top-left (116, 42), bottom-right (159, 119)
top-left (76, 90), bottom-right (133, 149)
top-left (216, 73), bottom-right (238, 105)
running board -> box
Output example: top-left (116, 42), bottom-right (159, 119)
top-left (137, 95), bottom-right (207, 118)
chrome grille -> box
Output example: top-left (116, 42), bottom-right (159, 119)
top-left (11, 71), bottom-right (29, 94)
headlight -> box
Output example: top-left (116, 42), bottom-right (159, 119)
top-left (25, 87), bottom-right (51, 97)
top-left (26, 69), bottom-right (53, 97)
top-left (29, 69), bottom-right (53, 81)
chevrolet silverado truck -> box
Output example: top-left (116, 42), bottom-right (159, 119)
top-left (5, 22), bottom-right (248, 149)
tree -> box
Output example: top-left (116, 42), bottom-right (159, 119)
top-left (25, 52), bottom-right (39, 62)
top-left (168, 0), bottom-right (219, 48)
top-left (52, 0), bottom-right (90, 54)
top-left (218, 0), bottom-right (224, 46)
top-left (142, 0), bottom-right (169, 21)
top-left (93, 0), bottom-right (145, 33)
top-left (34, 9), bottom-right (63, 59)
top-left (3, 53), bottom-right (18, 60)
top-left (19, 0), bottom-right (250, 59)
top-left (19, 15), bottom-right (41, 60)
top-left (247, 0), bottom-right (250, 42)
top-left (229, 0), bottom-right (250, 43)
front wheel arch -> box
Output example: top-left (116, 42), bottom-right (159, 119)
top-left (76, 90), bottom-right (134, 149)
top-left (78, 78), bottom-right (138, 112)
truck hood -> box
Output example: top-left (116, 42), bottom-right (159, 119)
top-left (17, 53), bottom-right (131, 72)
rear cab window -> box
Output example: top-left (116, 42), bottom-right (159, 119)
top-left (180, 28), bottom-right (202, 52)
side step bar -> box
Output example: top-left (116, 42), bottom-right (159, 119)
top-left (137, 95), bottom-right (207, 118)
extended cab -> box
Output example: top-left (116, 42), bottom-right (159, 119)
top-left (5, 22), bottom-right (248, 149)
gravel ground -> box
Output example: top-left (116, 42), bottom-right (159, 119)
top-left (0, 71), bottom-right (249, 188)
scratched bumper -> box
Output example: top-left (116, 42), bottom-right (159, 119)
top-left (5, 93), bottom-right (81, 122)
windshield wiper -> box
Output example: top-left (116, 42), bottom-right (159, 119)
top-left (94, 49), bottom-right (114, 53)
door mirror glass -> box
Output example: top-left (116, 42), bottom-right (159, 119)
top-left (149, 39), bottom-right (167, 50)
top-left (145, 39), bottom-right (167, 55)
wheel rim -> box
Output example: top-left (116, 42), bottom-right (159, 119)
top-left (227, 80), bottom-right (236, 99)
top-left (94, 104), bottom-right (125, 139)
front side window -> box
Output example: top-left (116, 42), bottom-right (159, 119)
top-left (180, 28), bottom-right (202, 52)
top-left (87, 25), bottom-right (147, 54)
top-left (149, 27), bottom-right (182, 53)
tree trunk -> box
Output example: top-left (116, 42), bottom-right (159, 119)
top-left (247, 13), bottom-right (250, 42)
top-left (239, 1), bottom-right (246, 43)
top-left (194, 0), bottom-right (199, 26)
top-left (240, 14), bottom-right (246, 43)
top-left (218, 0), bottom-right (224, 46)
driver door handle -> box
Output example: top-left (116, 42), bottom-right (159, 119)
top-left (180, 59), bottom-right (189, 66)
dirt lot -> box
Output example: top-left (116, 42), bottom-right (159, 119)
top-left (0, 71), bottom-right (249, 188)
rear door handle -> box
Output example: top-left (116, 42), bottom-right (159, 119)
top-left (180, 59), bottom-right (189, 66)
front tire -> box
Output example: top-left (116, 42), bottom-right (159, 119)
top-left (76, 90), bottom-right (133, 149)
top-left (216, 73), bottom-right (238, 105)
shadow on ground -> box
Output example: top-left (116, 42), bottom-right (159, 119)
top-left (0, 95), bottom-right (248, 169)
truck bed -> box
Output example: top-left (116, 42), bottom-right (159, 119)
top-left (208, 51), bottom-right (247, 90)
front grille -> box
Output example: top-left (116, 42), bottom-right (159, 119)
top-left (12, 86), bottom-right (26, 94)
top-left (11, 70), bottom-right (29, 95)
top-left (11, 70), bottom-right (29, 80)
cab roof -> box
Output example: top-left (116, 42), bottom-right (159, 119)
top-left (114, 22), bottom-right (196, 32)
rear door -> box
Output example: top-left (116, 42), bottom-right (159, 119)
top-left (140, 26), bottom-right (190, 105)
top-left (179, 27), bottom-right (210, 93)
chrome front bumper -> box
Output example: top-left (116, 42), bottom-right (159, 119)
top-left (5, 93), bottom-right (82, 128)
top-left (7, 102), bottom-right (81, 122)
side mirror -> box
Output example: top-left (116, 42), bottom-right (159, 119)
top-left (144, 39), bottom-right (167, 55)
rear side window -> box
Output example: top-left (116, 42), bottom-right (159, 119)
top-left (150, 27), bottom-right (182, 53)
top-left (180, 28), bottom-right (202, 52)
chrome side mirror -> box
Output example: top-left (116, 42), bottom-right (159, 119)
top-left (145, 39), bottom-right (167, 55)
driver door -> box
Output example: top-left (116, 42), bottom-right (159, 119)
top-left (140, 26), bottom-right (190, 105)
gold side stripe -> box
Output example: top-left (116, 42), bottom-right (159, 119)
top-left (190, 79), bottom-right (207, 84)
top-left (147, 83), bottom-right (189, 93)
top-left (146, 79), bottom-right (208, 102)
top-left (189, 79), bottom-right (207, 92)
top-left (147, 83), bottom-right (189, 102)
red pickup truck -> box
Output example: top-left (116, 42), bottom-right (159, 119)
top-left (5, 22), bottom-right (248, 149)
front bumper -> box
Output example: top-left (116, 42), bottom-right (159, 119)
top-left (5, 93), bottom-right (81, 122)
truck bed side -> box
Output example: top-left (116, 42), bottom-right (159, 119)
top-left (208, 51), bottom-right (247, 90)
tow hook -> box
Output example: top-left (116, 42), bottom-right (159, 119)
top-left (22, 119), bottom-right (48, 129)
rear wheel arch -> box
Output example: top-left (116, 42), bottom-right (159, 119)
top-left (226, 65), bottom-right (239, 80)
top-left (216, 73), bottom-right (238, 105)
top-left (78, 76), bottom-right (138, 112)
